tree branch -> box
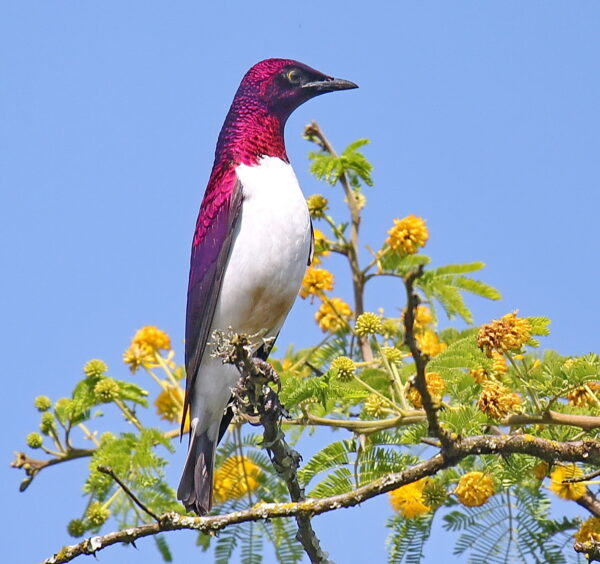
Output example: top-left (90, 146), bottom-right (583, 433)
top-left (215, 331), bottom-right (331, 563)
top-left (97, 465), bottom-right (160, 522)
top-left (42, 432), bottom-right (600, 563)
top-left (402, 266), bottom-right (453, 450)
top-left (304, 121), bottom-right (372, 363)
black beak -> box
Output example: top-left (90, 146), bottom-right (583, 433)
top-left (302, 77), bottom-right (358, 93)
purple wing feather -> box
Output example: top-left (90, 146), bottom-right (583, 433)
top-left (182, 165), bottom-right (243, 434)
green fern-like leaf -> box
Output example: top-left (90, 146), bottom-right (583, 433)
top-left (386, 514), bottom-right (434, 564)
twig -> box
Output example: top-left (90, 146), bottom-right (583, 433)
top-left (97, 465), bottom-right (160, 522)
top-left (216, 331), bottom-right (332, 564)
top-left (564, 468), bottom-right (600, 484)
top-left (11, 448), bottom-right (95, 491)
top-left (42, 433), bottom-right (600, 563)
top-left (304, 121), bottom-right (372, 362)
top-left (402, 266), bottom-right (453, 450)
top-left (575, 540), bottom-right (600, 562)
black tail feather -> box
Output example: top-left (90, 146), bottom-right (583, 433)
top-left (177, 431), bottom-right (215, 515)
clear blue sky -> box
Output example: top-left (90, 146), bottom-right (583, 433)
top-left (2, 2), bottom-right (599, 563)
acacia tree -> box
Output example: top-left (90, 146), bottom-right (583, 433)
top-left (13, 123), bottom-right (600, 564)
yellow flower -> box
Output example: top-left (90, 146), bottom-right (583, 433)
top-left (93, 378), bottom-right (120, 402)
top-left (299, 267), bottom-right (334, 299)
top-left (575, 517), bottom-right (600, 543)
top-left (123, 342), bottom-right (156, 373)
top-left (407, 372), bottom-right (445, 409)
top-left (415, 331), bottom-right (447, 357)
top-left (380, 346), bottom-right (404, 364)
top-left (381, 318), bottom-right (401, 339)
top-left (311, 229), bottom-right (331, 265)
top-left (86, 501), bottom-right (110, 527)
top-left (549, 465), bottom-right (585, 500)
top-left (455, 472), bottom-right (495, 507)
top-left (306, 194), bottom-right (329, 218)
top-left (364, 394), bottom-right (389, 417)
top-left (154, 385), bottom-right (190, 432)
top-left (386, 215), bottom-right (429, 255)
top-left (567, 382), bottom-right (600, 408)
top-left (477, 312), bottom-right (532, 357)
top-left (355, 312), bottom-right (383, 337)
top-left (155, 386), bottom-right (183, 422)
top-left (469, 367), bottom-right (490, 384)
top-left (330, 356), bottom-right (356, 382)
top-left (389, 478), bottom-right (431, 518)
top-left (491, 351), bottom-right (507, 375)
top-left (213, 455), bottom-right (262, 504)
top-left (533, 461), bottom-right (550, 480)
top-left (477, 380), bottom-right (521, 420)
top-left (83, 359), bottom-right (108, 379)
top-left (132, 326), bottom-right (171, 352)
top-left (315, 297), bottom-right (352, 332)
top-left (414, 305), bottom-right (433, 330)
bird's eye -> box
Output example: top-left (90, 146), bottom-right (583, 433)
top-left (286, 69), bottom-right (302, 84)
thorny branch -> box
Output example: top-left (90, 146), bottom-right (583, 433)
top-left (97, 466), bottom-right (160, 522)
top-left (42, 432), bottom-right (600, 563)
top-left (215, 331), bottom-right (332, 564)
top-left (402, 266), bottom-right (453, 451)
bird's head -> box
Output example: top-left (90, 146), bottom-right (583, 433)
top-left (237, 58), bottom-right (358, 119)
top-left (217, 58), bottom-right (357, 164)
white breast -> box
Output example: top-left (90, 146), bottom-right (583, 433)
top-left (211, 156), bottom-right (311, 339)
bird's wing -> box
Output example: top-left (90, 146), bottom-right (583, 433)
top-left (182, 166), bottom-right (243, 435)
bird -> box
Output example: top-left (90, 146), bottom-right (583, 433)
top-left (177, 58), bottom-right (357, 516)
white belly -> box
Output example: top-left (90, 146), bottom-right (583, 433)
top-left (191, 157), bottom-right (310, 434)
top-left (213, 156), bottom-right (311, 341)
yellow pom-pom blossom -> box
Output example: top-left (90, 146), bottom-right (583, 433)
top-left (414, 305), bottom-right (433, 331)
top-left (306, 194), bottom-right (329, 219)
top-left (455, 472), bottom-right (495, 507)
top-left (389, 478), bottom-right (431, 518)
top-left (123, 342), bottom-right (157, 373)
top-left (469, 367), bottom-right (490, 384)
top-left (533, 461), bottom-right (550, 480)
top-left (355, 312), bottom-right (383, 337)
top-left (299, 267), bottom-right (334, 299)
top-left (154, 385), bottom-right (190, 432)
top-left (381, 346), bottom-right (404, 364)
top-left (93, 378), bottom-right (120, 402)
top-left (310, 229), bottom-right (331, 266)
top-left (330, 356), bottom-right (356, 382)
top-left (386, 215), bottom-right (429, 255)
top-left (491, 351), bottom-right (508, 375)
top-left (549, 464), bottom-right (586, 500)
top-left (132, 326), bottom-right (171, 352)
top-left (567, 382), bottom-right (600, 408)
top-left (364, 394), bottom-right (389, 417)
top-left (86, 501), bottom-right (110, 527)
top-left (154, 385), bottom-right (183, 423)
top-left (381, 318), bottom-right (401, 339)
top-left (477, 312), bottom-right (532, 357)
top-left (407, 372), bottom-right (445, 409)
top-left (34, 395), bottom-right (52, 412)
top-left (575, 517), bottom-right (600, 543)
top-left (477, 380), bottom-right (521, 420)
top-left (415, 331), bottom-right (447, 357)
top-left (83, 359), bottom-right (108, 379)
top-left (213, 455), bottom-right (262, 504)
top-left (315, 297), bottom-right (352, 332)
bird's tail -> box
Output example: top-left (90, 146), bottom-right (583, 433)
top-left (177, 427), bottom-right (216, 515)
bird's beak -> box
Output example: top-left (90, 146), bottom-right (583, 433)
top-left (302, 77), bottom-right (358, 92)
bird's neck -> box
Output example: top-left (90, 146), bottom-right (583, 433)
top-left (214, 97), bottom-right (289, 167)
